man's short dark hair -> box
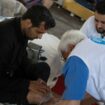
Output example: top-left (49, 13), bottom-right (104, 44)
top-left (22, 5), bottom-right (55, 29)
top-left (95, 0), bottom-right (105, 14)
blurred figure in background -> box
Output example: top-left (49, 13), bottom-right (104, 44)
top-left (0, 0), bottom-right (27, 17)
top-left (80, 0), bottom-right (105, 39)
top-left (18, 0), bottom-right (54, 9)
top-left (0, 0), bottom-right (54, 18)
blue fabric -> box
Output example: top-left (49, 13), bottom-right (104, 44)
top-left (62, 56), bottom-right (89, 100)
top-left (91, 37), bottom-right (105, 45)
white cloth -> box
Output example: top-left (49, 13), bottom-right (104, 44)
top-left (0, 16), bottom-right (13, 22)
top-left (0, 0), bottom-right (27, 17)
top-left (29, 33), bottom-right (64, 87)
top-left (70, 39), bottom-right (105, 101)
top-left (80, 16), bottom-right (101, 38)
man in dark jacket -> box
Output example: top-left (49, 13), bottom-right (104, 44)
top-left (0, 5), bottom-right (55, 105)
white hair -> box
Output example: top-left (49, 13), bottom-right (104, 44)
top-left (58, 30), bottom-right (87, 53)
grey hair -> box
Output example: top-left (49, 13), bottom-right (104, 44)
top-left (58, 30), bottom-right (87, 53)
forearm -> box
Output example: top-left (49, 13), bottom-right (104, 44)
top-left (42, 98), bottom-right (80, 105)
top-left (57, 100), bottom-right (80, 105)
top-left (81, 93), bottom-right (97, 105)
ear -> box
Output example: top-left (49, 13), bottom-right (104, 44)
top-left (39, 21), bottom-right (46, 31)
top-left (25, 19), bottom-right (32, 28)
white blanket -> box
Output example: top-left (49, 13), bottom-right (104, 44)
top-left (29, 33), bottom-right (63, 87)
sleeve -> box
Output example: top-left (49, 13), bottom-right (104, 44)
top-left (62, 56), bottom-right (89, 100)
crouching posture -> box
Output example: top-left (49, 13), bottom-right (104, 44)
top-left (0, 5), bottom-right (55, 105)
top-left (43, 30), bottom-right (105, 105)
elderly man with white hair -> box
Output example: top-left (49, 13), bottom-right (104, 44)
top-left (43, 29), bottom-right (105, 105)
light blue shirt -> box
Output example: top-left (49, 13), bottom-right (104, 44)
top-left (91, 36), bottom-right (105, 45)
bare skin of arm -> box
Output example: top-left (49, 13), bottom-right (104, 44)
top-left (42, 99), bottom-right (80, 105)
top-left (41, 92), bottom-right (98, 105)
top-left (81, 92), bottom-right (97, 105)
top-left (27, 79), bottom-right (51, 104)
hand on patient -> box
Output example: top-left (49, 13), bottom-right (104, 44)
top-left (27, 79), bottom-right (51, 104)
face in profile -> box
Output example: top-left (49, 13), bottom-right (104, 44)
top-left (21, 19), bottom-right (47, 40)
top-left (95, 12), bottom-right (105, 34)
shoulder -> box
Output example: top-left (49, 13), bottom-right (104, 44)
top-left (66, 56), bottom-right (87, 67)
top-left (0, 18), bottom-right (15, 31)
top-left (63, 56), bottom-right (89, 75)
top-left (85, 16), bottom-right (95, 23)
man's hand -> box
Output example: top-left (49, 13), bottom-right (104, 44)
top-left (29, 79), bottom-right (50, 94)
top-left (41, 95), bottom-right (60, 105)
top-left (27, 79), bottom-right (51, 104)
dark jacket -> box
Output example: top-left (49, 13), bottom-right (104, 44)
top-left (0, 18), bottom-right (50, 104)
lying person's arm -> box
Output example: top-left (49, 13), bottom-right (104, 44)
top-left (42, 99), bottom-right (80, 105)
